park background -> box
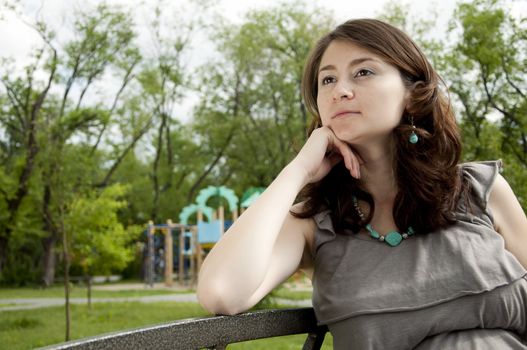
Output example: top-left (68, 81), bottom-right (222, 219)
top-left (0, 0), bottom-right (526, 348)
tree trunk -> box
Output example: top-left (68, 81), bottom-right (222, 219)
top-left (63, 229), bottom-right (71, 341)
top-left (41, 178), bottom-right (59, 287)
top-left (85, 274), bottom-right (92, 309)
top-left (150, 114), bottom-right (167, 222)
top-left (41, 236), bottom-right (57, 287)
top-left (0, 236), bottom-right (8, 277)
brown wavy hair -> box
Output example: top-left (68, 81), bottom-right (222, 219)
top-left (293, 18), bottom-right (465, 234)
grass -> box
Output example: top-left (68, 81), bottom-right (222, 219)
top-left (272, 288), bottom-right (312, 300)
top-left (0, 302), bottom-right (207, 349)
top-left (0, 285), bottom-right (193, 299)
top-left (0, 276), bottom-right (323, 349)
top-left (0, 302), bottom-right (333, 350)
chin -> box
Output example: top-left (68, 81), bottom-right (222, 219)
top-left (332, 128), bottom-right (356, 142)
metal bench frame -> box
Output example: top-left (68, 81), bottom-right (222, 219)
top-left (41, 307), bottom-right (328, 350)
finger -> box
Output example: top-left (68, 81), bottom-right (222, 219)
top-left (341, 143), bottom-right (361, 179)
top-left (349, 151), bottom-right (361, 179)
top-left (331, 137), bottom-right (351, 170)
top-left (324, 127), bottom-right (358, 177)
top-left (333, 139), bottom-right (357, 177)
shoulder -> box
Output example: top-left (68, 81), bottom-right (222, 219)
top-left (488, 172), bottom-right (527, 269)
top-left (459, 160), bottom-right (502, 183)
top-left (488, 173), bottom-right (525, 233)
top-left (459, 160), bottom-right (503, 206)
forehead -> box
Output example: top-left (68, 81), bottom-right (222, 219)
top-left (319, 40), bottom-right (381, 69)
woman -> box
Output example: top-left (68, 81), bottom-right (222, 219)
top-left (197, 19), bottom-right (527, 349)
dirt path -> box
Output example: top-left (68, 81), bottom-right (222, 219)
top-left (1, 278), bottom-right (313, 312)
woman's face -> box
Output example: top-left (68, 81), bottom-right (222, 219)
top-left (316, 40), bottom-right (409, 146)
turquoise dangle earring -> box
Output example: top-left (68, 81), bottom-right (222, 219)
top-left (409, 116), bottom-right (418, 144)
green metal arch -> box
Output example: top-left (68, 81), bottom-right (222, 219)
top-left (179, 204), bottom-right (214, 225)
top-left (240, 187), bottom-right (265, 208)
top-left (196, 186), bottom-right (239, 212)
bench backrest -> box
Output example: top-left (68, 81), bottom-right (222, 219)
top-left (41, 307), bottom-right (328, 349)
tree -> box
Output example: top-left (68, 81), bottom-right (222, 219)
top-left (64, 184), bottom-right (136, 309)
top-left (446, 0), bottom-right (527, 206)
top-left (0, 3), bottom-right (145, 285)
top-left (191, 2), bottom-right (335, 196)
top-left (0, 0), bottom-right (206, 287)
top-left (135, 1), bottom-right (193, 222)
top-left (379, 0), bottom-right (526, 210)
top-left (0, 19), bottom-right (58, 280)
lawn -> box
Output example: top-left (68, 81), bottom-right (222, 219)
top-left (272, 288), bottom-right (312, 301)
top-left (0, 302), bottom-right (332, 349)
top-left (0, 276), bottom-right (321, 349)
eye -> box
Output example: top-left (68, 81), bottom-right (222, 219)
top-left (321, 75), bottom-right (336, 85)
top-left (354, 69), bottom-right (374, 78)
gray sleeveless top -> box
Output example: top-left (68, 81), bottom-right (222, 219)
top-left (311, 161), bottom-right (527, 349)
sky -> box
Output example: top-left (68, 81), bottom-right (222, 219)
top-left (0, 0), bottom-right (521, 121)
top-left (0, 0), bottom-right (459, 65)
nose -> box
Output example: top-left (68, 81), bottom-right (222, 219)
top-left (332, 81), bottom-right (354, 101)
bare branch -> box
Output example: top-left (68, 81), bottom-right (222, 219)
top-left (95, 117), bottom-right (154, 187)
top-left (187, 127), bottom-right (236, 202)
top-left (2, 81), bottom-right (26, 128)
top-left (501, 56), bottom-right (526, 98)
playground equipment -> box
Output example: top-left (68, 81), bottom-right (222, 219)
top-left (196, 185), bottom-right (239, 233)
top-left (240, 187), bottom-right (265, 212)
top-left (182, 186), bottom-right (239, 274)
top-left (178, 203), bottom-right (216, 285)
top-left (144, 186), bottom-right (265, 287)
top-left (144, 220), bottom-right (197, 287)
top-left (145, 222), bottom-right (171, 287)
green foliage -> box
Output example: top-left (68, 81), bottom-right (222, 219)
top-left (192, 1), bottom-right (335, 193)
top-left (64, 184), bottom-right (136, 276)
top-left (447, 0), bottom-right (527, 206)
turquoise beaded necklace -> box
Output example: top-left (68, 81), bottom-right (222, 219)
top-left (352, 196), bottom-right (415, 247)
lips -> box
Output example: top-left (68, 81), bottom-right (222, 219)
top-left (332, 110), bottom-right (361, 119)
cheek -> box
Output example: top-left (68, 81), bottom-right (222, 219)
top-left (316, 95), bottom-right (330, 124)
top-left (375, 83), bottom-right (407, 119)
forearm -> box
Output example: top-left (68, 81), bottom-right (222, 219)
top-left (197, 163), bottom-right (307, 312)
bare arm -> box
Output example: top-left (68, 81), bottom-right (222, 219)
top-left (197, 127), bottom-right (361, 315)
top-left (488, 174), bottom-right (527, 270)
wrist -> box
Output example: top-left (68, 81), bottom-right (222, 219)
top-left (283, 161), bottom-right (311, 189)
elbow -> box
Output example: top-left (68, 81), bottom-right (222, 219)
top-left (197, 278), bottom-right (249, 316)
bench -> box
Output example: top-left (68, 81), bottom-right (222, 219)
top-left (41, 307), bottom-right (329, 349)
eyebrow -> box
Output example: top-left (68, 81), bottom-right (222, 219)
top-left (318, 57), bottom-right (379, 75)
